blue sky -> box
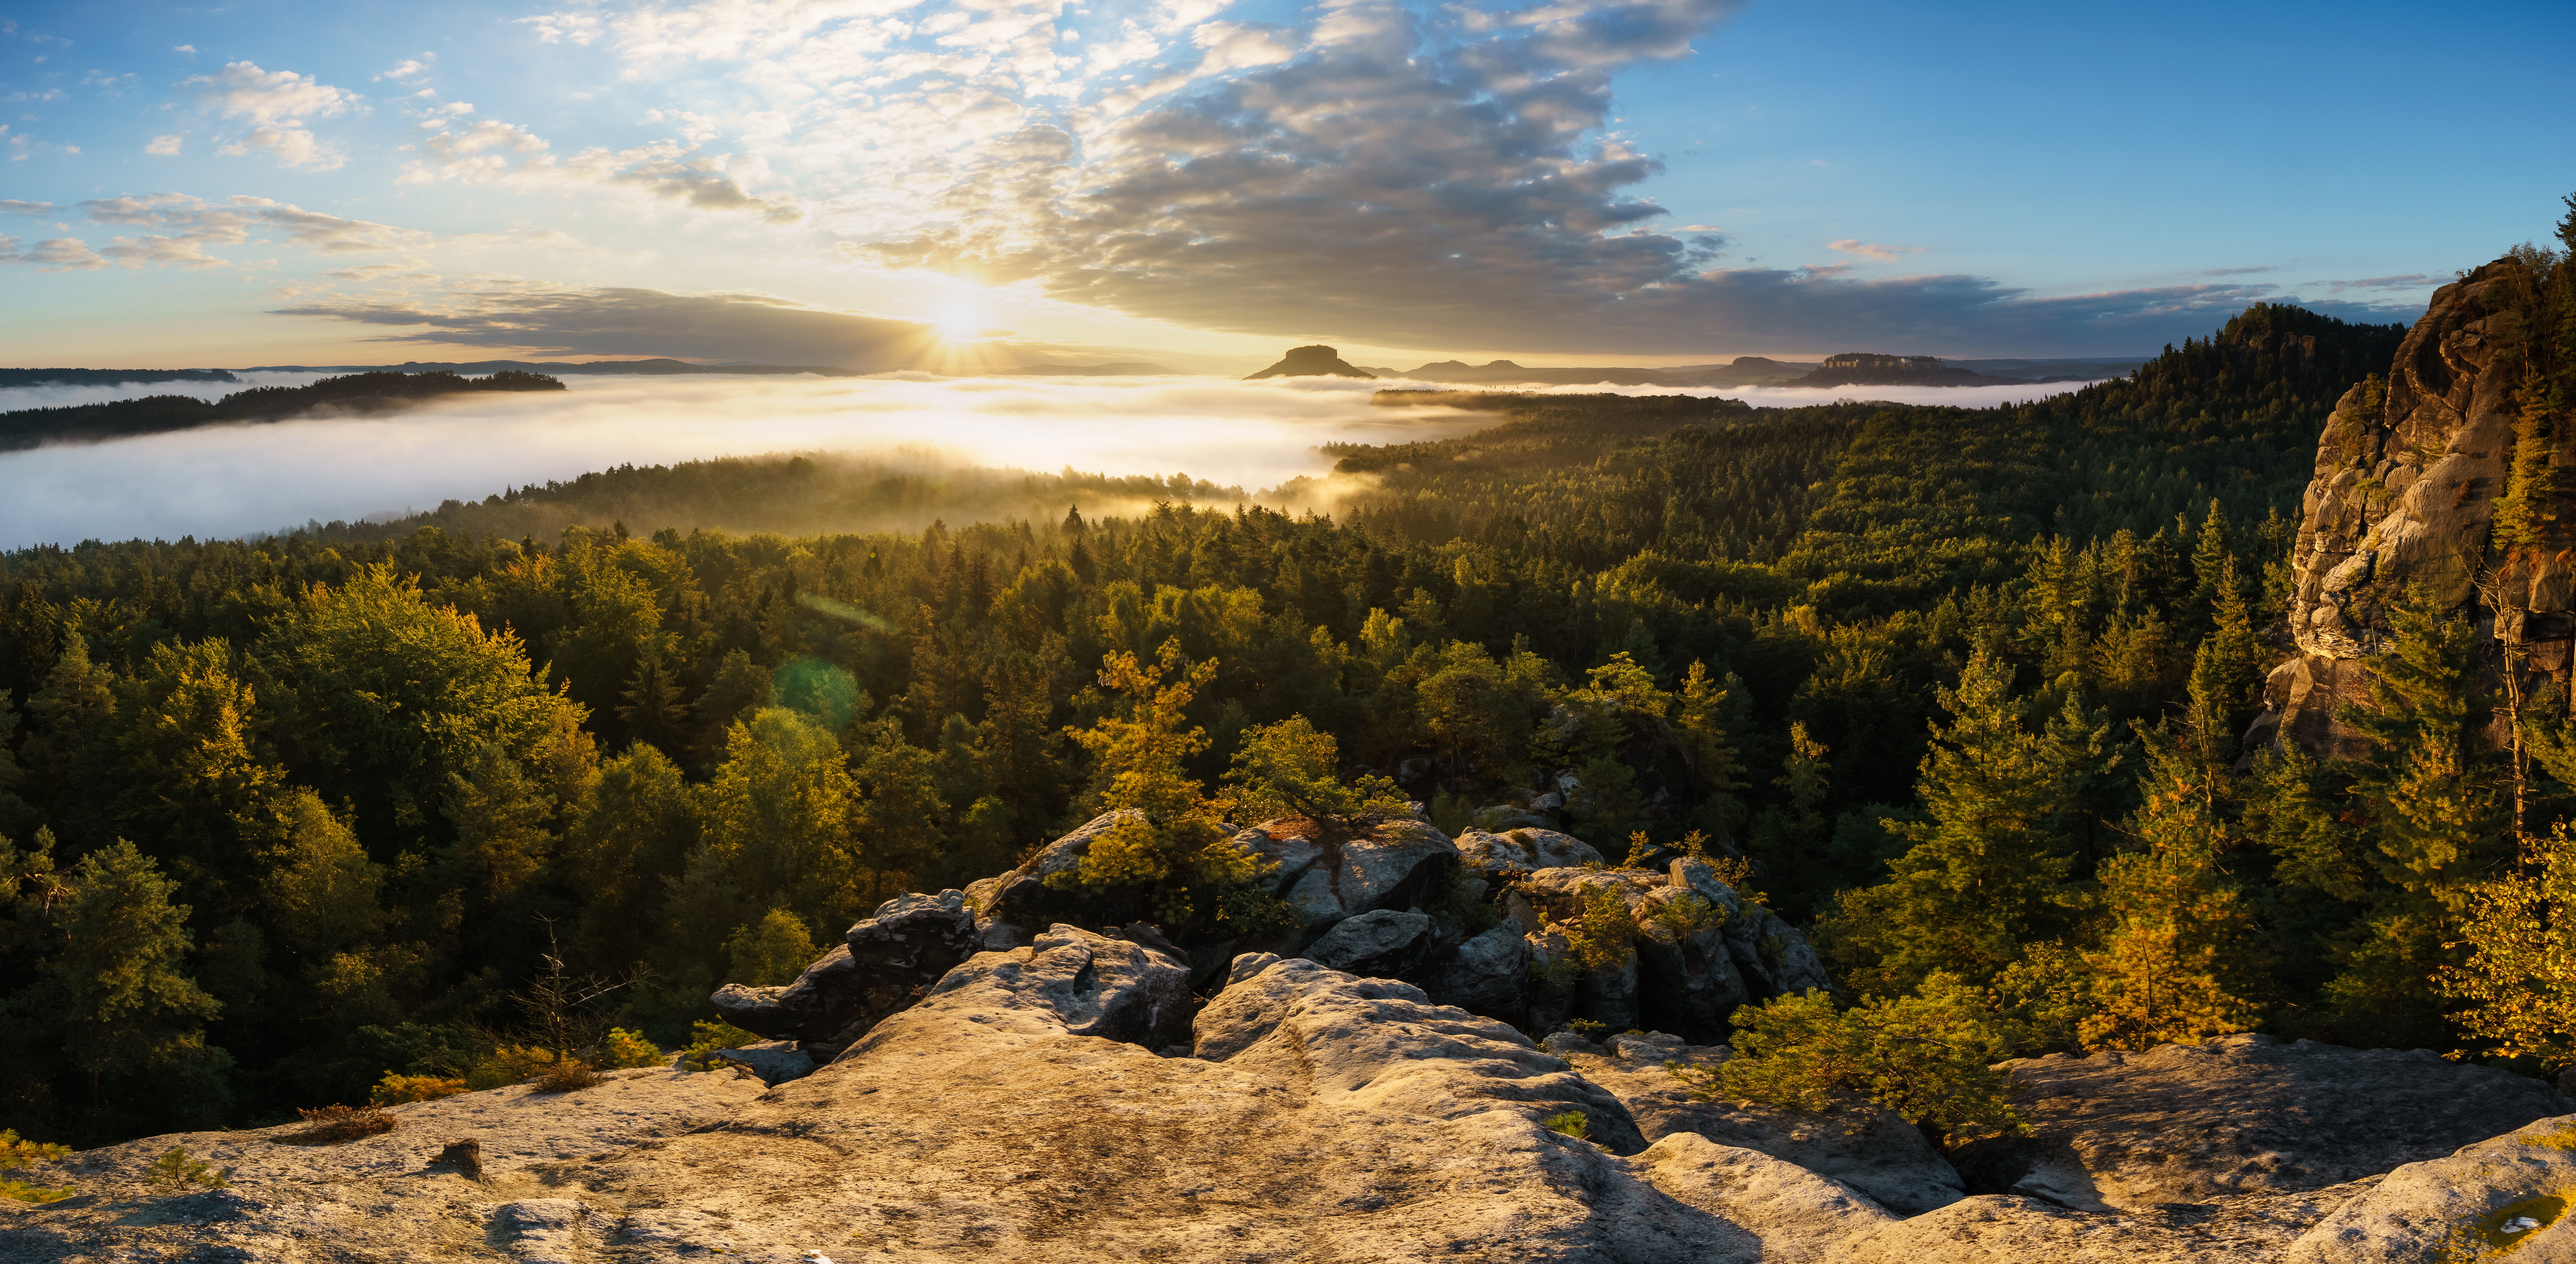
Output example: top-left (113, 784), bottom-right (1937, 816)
top-left (2, 0), bottom-right (2569, 370)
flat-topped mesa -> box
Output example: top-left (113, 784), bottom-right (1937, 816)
top-left (1243, 344), bottom-right (1376, 379)
top-left (2264, 254), bottom-right (2571, 755)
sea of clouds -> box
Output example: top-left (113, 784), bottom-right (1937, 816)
top-left (0, 372), bottom-right (2098, 549)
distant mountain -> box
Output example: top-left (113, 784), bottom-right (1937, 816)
top-left (240, 358), bottom-right (867, 377)
top-left (0, 368), bottom-right (241, 388)
top-left (0, 370), bottom-right (564, 453)
top-left (1245, 345), bottom-right (1375, 380)
top-left (1946, 357), bottom-right (2147, 382)
top-left (997, 362), bottom-right (1180, 376)
top-left (1655, 356), bottom-right (1818, 387)
top-left (1783, 353), bottom-right (2028, 388)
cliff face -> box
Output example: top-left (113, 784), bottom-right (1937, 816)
top-left (2267, 257), bottom-right (2554, 753)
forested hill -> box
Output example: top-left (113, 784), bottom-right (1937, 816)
top-left (0, 297), bottom-right (2414, 1147)
top-left (0, 369), bottom-right (563, 452)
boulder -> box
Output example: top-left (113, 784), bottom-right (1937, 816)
top-left (961, 811), bottom-right (1142, 945)
top-left (2282, 1113), bottom-right (2576, 1262)
top-left (1839, 1186), bottom-right (2378, 1264)
top-left (710, 1040), bottom-right (820, 1085)
top-left (1632, 1132), bottom-right (1895, 1264)
top-left (1454, 827), bottom-right (1604, 880)
top-left (712, 888), bottom-right (980, 1056)
top-left (1606, 1030), bottom-right (1684, 1062)
top-left (1299, 909), bottom-right (1433, 977)
top-left (1332, 818), bottom-right (1458, 913)
top-left (1984, 1032), bottom-right (2574, 1208)
top-left (862, 922), bottom-right (1196, 1054)
top-left (1634, 884), bottom-right (1752, 1042)
top-left (1578, 1043), bottom-right (1969, 1216)
top-left (1280, 866), bottom-right (1345, 930)
top-left (1671, 857), bottom-right (1836, 999)
top-left (1429, 921), bottom-right (1530, 1019)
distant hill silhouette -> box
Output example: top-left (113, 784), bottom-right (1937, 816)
top-left (1245, 346), bottom-right (1376, 379)
top-left (0, 368), bottom-right (241, 388)
top-left (241, 358), bottom-right (867, 378)
top-left (1393, 359), bottom-right (1674, 387)
top-left (0, 370), bottom-right (564, 452)
top-left (1785, 353), bottom-right (2025, 388)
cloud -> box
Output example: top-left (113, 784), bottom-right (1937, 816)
top-left (174, 44), bottom-right (196, 55)
top-left (0, 199), bottom-right (54, 215)
top-left (1826, 239), bottom-right (1925, 262)
top-left (146, 134), bottom-right (185, 156)
top-left (182, 61), bottom-right (363, 169)
top-left (2324, 273), bottom-right (2441, 292)
top-left (80, 70), bottom-right (141, 94)
top-left (377, 56), bottom-right (432, 82)
top-left (402, 121), bottom-right (801, 222)
top-left (2199, 265), bottom-right (2274, 276)
top-left (1, 236), bottom-right (108, 270)
top-left (73, 193), bottom-right (439, 268)
top-left (272, 285), bottom-right (937, 368)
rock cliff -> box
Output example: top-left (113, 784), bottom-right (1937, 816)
top-left (2268, 255), bottom-right (2566, 753)
top-left (1242, 344), bottom-right (1376, 379)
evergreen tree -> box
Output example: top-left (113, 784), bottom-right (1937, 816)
top-left (47, 840), bottom-right (227, 1109)
top-left (1056, 640), bottom-right (1261, 927)
top-left (616, 642), bottom-right (693, 758)
top-left (1824, 651), bottom-right (2088, 994)
top-left (2081, 724), bottom-right (2264, 1050)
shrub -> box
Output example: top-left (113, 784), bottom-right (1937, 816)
top-left (680, 1019), bottom-right (761, 1072)
top-left (277, 1103), bottom-right (399, 1146)
top-left (530, 1061), bottom-right (603, 1094)
top-left (1, 1130), bottom-right (74, 1204)
top-left (465, 1044), bottom-right (559, 1090)
top-left (1218, 714), bottom-right (1413, 832)
top-left (1562, 885), bottom-right (1635, 970)
top-left (1671, 978), bottom-right (2024, 1149)
top-left (600, 1028), bottom-right (665, 1070)
top-left (1540, 1110), bottom-right (1591, 1140)
top-left (1644, 891), bottom-right (1725, 939)
top-left (371, 1072), bottom-right (469, 1105)
top-left (146, 1146), bottom-right (228, 1191)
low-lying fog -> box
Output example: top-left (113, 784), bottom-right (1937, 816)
top-left (0, 372), bottom-right (2098, 549)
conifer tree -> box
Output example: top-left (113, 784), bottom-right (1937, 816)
top-left (1056, 640), bottom-right (1261, 926)
top-left (2081, 724), bottom-right (2264, 1050)
top-left (1824, 651), bottom-right (2088, 994)
top-left (616, 642), bottom-right (693, 758)
top-left (443, 742), bottom-right (554, 908)
top-left (48, 840), bottom-right (226, 1106)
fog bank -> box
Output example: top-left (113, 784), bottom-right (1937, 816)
top-left (0, 372), bottom-right (2097, 549)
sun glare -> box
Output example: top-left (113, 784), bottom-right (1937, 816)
top-left (937, 305), bottom-right (980, 340)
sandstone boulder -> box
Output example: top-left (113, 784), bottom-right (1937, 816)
top-left (711, 888), bottom-right (979, 1056)
top-left (1576, 1042), bottom-right (1968, 1216)
top-left (1454, 827), bottom-right (1604, 880)
top-left (2282, 1114), bottom-right (2576, 1262)
top-left (1978, 1032), bottom-right (2572, 1209)
top-left (1633, 1132), bottom-right (1896, 1264)
top-left (1299, 908), bottom-right (1432, 977)
top-left (1430, 921), bottom-right (1531, 1018)
top-left (853, 922), bottom-right (1196, 1054)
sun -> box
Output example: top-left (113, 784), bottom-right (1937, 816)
top-left (936, 305), bottom-right (981, 340)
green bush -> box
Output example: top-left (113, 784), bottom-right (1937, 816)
top-left (680, 1020), bottom-right (762, 1072)
top-left (1672, 977), bottom-right (2024, 1149)
top-left (146, 1146), bottom-right (227, 1192)
top-left (601, 1028), bottom-right (666, 1070)
top-left (1, 1130), bottom-right (74, 1204)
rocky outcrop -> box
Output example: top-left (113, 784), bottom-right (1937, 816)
top-left (711, 887), bottom-right (979, 1057)
top-left (2282, 1113), bottom-right (2576, 1262)
top-left (1242, 344), bottom-right (1375, 379)
top-left (1968, 1032), bottom-right (2571, 1210)
top-left (2271, 257), bottom-right (2562, 755)
top-left (1455, 826), bottom-right (1604, 879)
top-left (859, 922), bottom-right (1198, 1054)
top-left (1301, 908), bottom-right (1433, 976)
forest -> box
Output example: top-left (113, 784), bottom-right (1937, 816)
top-left (11, 253), bottom-right (2576, 1149)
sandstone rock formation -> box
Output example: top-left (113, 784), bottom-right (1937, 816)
top-left (1242, 344), bottom-right (1376, 379)
top-left (1964, 1033), bottom-right (2572, 1210)
top-left (712, 888), bottom-right (980, 1058)
top-left (2268, 257), bottom-right (2560, 754)
top-left (2283, 1113), bottom-right (2576, 1262)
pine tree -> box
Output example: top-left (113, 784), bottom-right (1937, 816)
top-left (1823, 651), bottom-right (2088, 994)
top-left (1056, 640), bottom-right (1260, 927)
top-left (48, 840), bottom-right (226, 1106)
top-left (443, 742), bottom-right (554, 908)
top-left (2081, 724), bottom-right (2264, 1050)
top-left (616, 642), bottom-right (694, 758)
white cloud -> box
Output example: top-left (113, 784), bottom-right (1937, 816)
top-left (173, 44), bottom-right (197, 54)
top-left (0, 199), bottom-right (54, 215)
top-left (403, 118), bottom-right (801, 222)
top-left (74, 193), bottom-right (439, 268)
top-left (145, 134), bottom-right (185, 156)
top-left (1, 236), bottom-right (108, 270)
top-left (1826, 239), bottom-right (1927, 262)
top-left (182, 61), bottom-right (364, 169)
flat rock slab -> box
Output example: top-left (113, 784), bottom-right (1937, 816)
top-left (2282, 1113), bottom-right (2576, 1263)
top-left (0, 1066), bottom-right (771, 1263)
top-left (1998, 1033), bottom-right (2572, 1208)
top-left (1842, 1182), bottom-right (2383, 1264)
top-left (1576, 1044), bottom-right (1967, 1216)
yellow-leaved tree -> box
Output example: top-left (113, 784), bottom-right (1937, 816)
top-left (1055, 640), bottom-right (1266, 927)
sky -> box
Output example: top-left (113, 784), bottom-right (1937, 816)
top-left (3, 0), bottom-right (2571, 372)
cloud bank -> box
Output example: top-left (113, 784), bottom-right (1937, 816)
top-left (271, 286), bottom-right (940, 368)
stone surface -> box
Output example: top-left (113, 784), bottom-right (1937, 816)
top-left (1838, 1184), bottom-right (2381, 1264)
top-left (850, 922), bottom-right (1197, 1054)
top-left (2282, 1114), bottom-right (2576, 1263)
top-left (711, 887), bottom-right (980, 1055)
top-left (1632, 1132), bottom-right (1895, 1263)
top-left (1432, 921), bottom-right (1532, 1020)
top-left (2269, 258), bottom-right (2558, 755)
top-left (1300, 908), bottom-right (1433, 977)
top-left (1983, 1032), bottom-right (2573, 1209)
top-left (0, 1067), bottom-right (771, 1263)
top-left (1332, 817), bottom-right (1459, 913)
top-left (713, 1040), bottom-right (821, 1085)
top-left (1576, 1043), bottom-right (1968, 1217)
top-left (1454, 827), bottom-right (1605, 880)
